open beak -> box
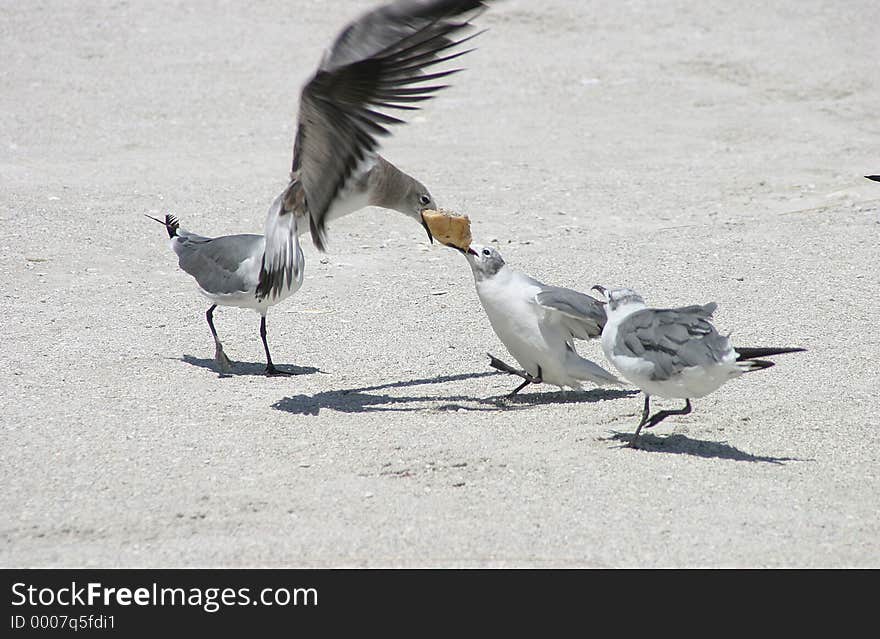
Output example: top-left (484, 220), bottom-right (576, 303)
top-left (419, 212), bottom-right (434, 244)
top-left (591, 284), bottom-right (607, 298)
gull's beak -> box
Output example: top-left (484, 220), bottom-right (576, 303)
top-left (466, 246), bottom-right (478, 256)
top-left (419, 211), bottom-right (434, 244)
top-left (591, 284), bottom-right (608, 298)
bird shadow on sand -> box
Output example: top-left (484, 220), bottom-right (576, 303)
top-left (599, 431), bottom-right (803, 464)
top-left (272, 370), bottom-right (516, 416)
top-left (272, 370), bottom-right (639, 416)
top-left (495, 388), bottom-right (639, 405)
top-left (179, 354), bottom-right (323, 378)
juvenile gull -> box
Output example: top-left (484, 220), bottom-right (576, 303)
top-left (259, 0), bottom-right (492, 299)
top-left (462, 244), bottom-right (620, 395)
top-left (152, 0), bottom-right (491, 374)
top-left (593, 286), bottom-right (805, 447)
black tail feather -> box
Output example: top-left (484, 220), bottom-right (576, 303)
top-left (735, 347), bottom-right (805, 361)
top-left (865, 175), bottom-right (880, 182)
top-left (741, 359), bottom-right (776, 371)
top-left (144, 213), bottom-right (180, 238)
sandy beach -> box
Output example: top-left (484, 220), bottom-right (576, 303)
top-left (1, 0), bottom-right (878, 567)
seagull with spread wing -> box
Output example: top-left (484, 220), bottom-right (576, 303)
top-left (151, 0), bottom-right (490, 375)
top-left (461, 244), bottom-right (621, 395)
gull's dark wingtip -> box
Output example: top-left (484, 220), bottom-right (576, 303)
top-left (865, 175), bottom-right (880, 182)
top-left (308, 210), bottom-right (329, 253)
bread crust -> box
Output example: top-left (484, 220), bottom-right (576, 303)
top-left (421, 209), bottom-right (472, 250)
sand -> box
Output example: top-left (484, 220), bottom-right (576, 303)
top-left (1, 0), bottom-right (878, 567)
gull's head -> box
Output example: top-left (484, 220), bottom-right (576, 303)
top-left (464, 243), bottom-right (505, 281)
top-left (591, 285), bottom-right (646, 313)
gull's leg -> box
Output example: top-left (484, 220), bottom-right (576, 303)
top-left (509, 378), bottom-right (532, 396)
top-left (628, 394), bottom-right (652, 448)
top-left (508, 365), bottom-right (543, 397)
top-left (506, 365), bottom-right (543, 397)
top-left (260, 314), bottom-right (292, 376)
top-left (644, 399), bottom-right (692, 429)
top-left (487, 354), bottom-right (526, 377)
top-left (487, 354), bottom-right (543, 396)
top-left (206, 305), bottom-right (232, 373)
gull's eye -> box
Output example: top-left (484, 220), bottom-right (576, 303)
top-left (419, 194), bottom-right (431, 206)
top-left (482, 248), bottom-right (491, 257)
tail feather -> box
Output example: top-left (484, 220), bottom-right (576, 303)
top-left (566, 352), bottom-right (622, 386)
top-left (739, 359), bottom-right (776, 372)
top-left (865, 175), bottom-right (880, 182)
top-left (735, 346), bottom-right (805, 361)
top-left (144, 213), bottom-right (180, 239)
top-left (735, 346), bottom-right (804, 373)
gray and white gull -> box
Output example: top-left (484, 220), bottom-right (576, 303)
top-left (462, 244), bottom-right (621, 395)
top-left (150, 0), bottom-right (490, 375)
top-left (593, 285), bottom-right (805, 447)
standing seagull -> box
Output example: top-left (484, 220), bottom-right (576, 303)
top-left (147, 213), bottom-right (298, 375)
top-left (462, 244), bottom-right (621, 395)
top-left (593, 286), bottom-right (805, 447)
top-left (152, 0), bottom-right (491, 375)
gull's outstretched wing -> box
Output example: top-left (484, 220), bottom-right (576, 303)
top-left (292, 0), bottom-right (488, 250)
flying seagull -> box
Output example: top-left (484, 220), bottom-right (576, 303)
top-left (593, 285), bottom-right (805, 447)
top-left (462, 244), bottom-right (620, 396)
top-left (151, 0), bottom-right (490, 375)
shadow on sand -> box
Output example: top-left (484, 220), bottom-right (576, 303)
top-left (179, 354), bottom-right (323, 378)
top-left (600, 430), bottom-right (804, 464)
top-left (272, 371), bottom-right (637, 416)
top-left (178, 357), bottom-right (790, 462)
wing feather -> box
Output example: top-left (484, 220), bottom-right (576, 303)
top-left (534, 286), bottom-right (606, 341)
top-left (292, 0), bottom-right (489, 251)
top-left (614, 303), bottom-right (732, 380)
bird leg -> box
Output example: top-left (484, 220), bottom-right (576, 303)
top-left (260, 316), bottom-right (293, 376)
top-left (630, 398), bottom-right (693, 448)
top-left (487, 354), bottom-right (542, 396)
top-left (628, 395), bottom-right (652, 448)
top-left (206, 305), bottom-right (233, 373)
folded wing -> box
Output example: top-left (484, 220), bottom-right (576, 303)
top-left (613, 303), bottom-right (732, 380)
top-left (173, 232), bottom-right (264, 296)
top-left (534, 286), bottom-right (607, 341)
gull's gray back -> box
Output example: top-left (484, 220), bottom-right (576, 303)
top-left (613, 303), bottom-right (732, 380)
top-left (173, 232), bottom-right (264, 295)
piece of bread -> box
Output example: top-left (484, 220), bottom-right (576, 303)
top-left (421, 209), bottom-right (472, 250)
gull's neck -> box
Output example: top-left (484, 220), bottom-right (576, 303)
top-left (367, 156), bottom-right (412, 212)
